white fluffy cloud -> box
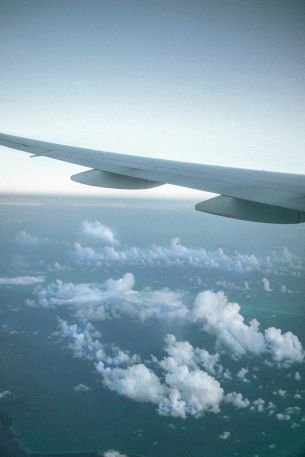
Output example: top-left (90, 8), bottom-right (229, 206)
top-left (59, 320), bottom-right (229, 419)
top-left (225, 392), bottom-right (250, 409)
top-left (38, 273), bottom-right (304, 368)
top-left (264, 328), bottom-right (304, 366)
top-left (236, 367), bottom-right (249, 382)
top-left (0, 276), bottom-right (44, 285)
top-left (60, 317), bottom-right (268, 419)
top-left (191, 291), bottom-right (266, 358)
top-left (98, 363), bottom-right (163, 404)
top-left (81, 220), bottom-right (118, 245)
top-left (191, 290), bottom-right (304, 366)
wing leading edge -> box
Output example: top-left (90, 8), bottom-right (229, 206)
top-left (1, 133), bottom-right (305, 224)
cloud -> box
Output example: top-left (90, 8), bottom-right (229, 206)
top-left (264, 328), bottom-right (304, 366)
top-left (60, 317), bottom-right (268, 420)
top-left (81, 220), bottom-right (118, 245)
top-left (276, 413), bottom-right (291, 421)
top-left (72, 221), bottom-right (305, 277)
top-left (15, 230), bottom-right (47, 245)
top-left (36, 272), bottom-right (304, 369)
top-left (219, 431), bottom-right (231, 440)
top-left (31, 273), bottom-right (188, 322)
top-left (191, 291), bottom-right (266, 358)
top-left (273, 389), bottom-right (287, 398)
top-left (74, 383), bottom-right (91, 392)
top-left (236, 367), bottom-right (249, 382)
top-left (0, 390), bottom-right (11, 400)
top-left (48, 262), bottom-right (72, 272)
top-left (160, 334), bottom-right (224, 378)
top-left (58, 319), bottom-right (103, 360)
top-left (294, 371), bottom-right (302, 381)
top-left (98, 363), bottom-right (163, 404)
top-left (0, 276), bottom-right (44, 285)
top-left (191, 290), bottom-right (304, 366)
top-left (103, 451), bottom-right (127, 457)
top-left (225, 392), bottom-right (250, 409)
top-left (73, 238), bottom-right (268, 273)
top-left (58, 319), bottom-right (140, 366)
top-left (251, 398), bottom-right (265, 413)
top-left (59, 320), bottom-right (227, 419)
top-left (262, 278), bottom-right (273, 292)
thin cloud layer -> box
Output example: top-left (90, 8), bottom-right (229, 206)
top-left (0, 276), bottom-right (44, 285)
top-left (15, 230), bottom-right (48, 245)
top-left (30, 273), bottom-right (188, 322)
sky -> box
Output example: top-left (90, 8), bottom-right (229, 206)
top-left (0, 0), bottom-right (305, 195)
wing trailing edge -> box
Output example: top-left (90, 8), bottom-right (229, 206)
top-left (1, 132), bottom-right (305, 224)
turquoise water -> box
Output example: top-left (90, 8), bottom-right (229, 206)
top-left (0, 195), bottom-right (304, 457)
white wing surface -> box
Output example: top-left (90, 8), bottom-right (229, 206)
top-left (1, 133), bottom-right (305, 224)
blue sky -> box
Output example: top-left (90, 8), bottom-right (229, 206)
top-left (0, 0), bottom-right (305, 195)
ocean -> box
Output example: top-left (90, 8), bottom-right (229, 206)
top-left (0, 194), bottom-right (304, 457)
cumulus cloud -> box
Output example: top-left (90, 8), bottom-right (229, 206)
top-left (58, 319), bottom-right (103, 360)
top-left (74, 383), bottom-right (91, 392)
top-left (156, 335), bottom-right (225, 418)
top-left (225, 392), bottom-right (250, 409)
top-left (36, 272), bottom-right (304, 369)
top-left (58, 319), bottom-right (141, 367)
top-left (262, 278), bottom-right (273, 292)
top-left (0, 276), bottom-right (44, 285)
top-left (98, 363), bottom-right (163, 404)
top-left (98, 350), bottom-right (224, 419)
top-left (251, 398), bottom-right (265, 413)
top-left (0, 390), bottom-right (11, 400)
top-left (236, 368), bottom-right (249, 382)
top-left (294, 372), bottom-right (302, 381)
top-left (60, 317), bottom-right (268, 420)
top-left (103, 451), bottom-right (127, 457)
top-left (264, 328), bottom-right (304, 366)
top-left (81, 220), bottom-right (118, 245)
top-left (219, 431), bottom-right (230, 440)
top-left (276, 412), bottom-right (290, 421)
top-left (73, 238), bottom-right (268, 273)
top-left (191, 291), bottom-right (266, 358)
top-left (72, 221), bottom-right (305, 278)
top-left (30, 273), bottom-right (188, 322)
top-left (191, 290), bottom-right (304, 366)
top-left (58, 320), bottom-right (229, 419)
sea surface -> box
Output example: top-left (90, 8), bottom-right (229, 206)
top-left (0, 194), bottom-right (304, 457)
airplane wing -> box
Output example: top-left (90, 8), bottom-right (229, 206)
top-left (0, 132), bottom-right (305, 224)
